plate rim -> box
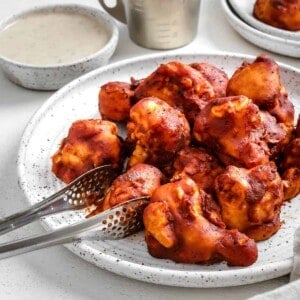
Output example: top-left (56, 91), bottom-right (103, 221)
top-left (17, 51), bottom-right (300, 288)
top-left (64, 242), bottom-right (292, 288)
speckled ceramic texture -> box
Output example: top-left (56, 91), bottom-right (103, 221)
top-left (221, 0), bottom-right (300, 58)
top-left (0, 4), bottom-right (118, 90)
top-left (228, 0), bottom-right (300, 41)
top-left (17, 53), bottom-right (300, 288)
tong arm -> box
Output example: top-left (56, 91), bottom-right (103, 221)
top-left (0, 198), bottom-right (148, 260)
top-left (0, 165), bottom-right (118, 235)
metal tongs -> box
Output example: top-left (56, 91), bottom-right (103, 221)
top-left (0, 165), bottom-right (149, 259)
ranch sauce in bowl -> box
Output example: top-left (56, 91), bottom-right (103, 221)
top-left (0, 5), bottom-right (118, 90)
top-left (0, 10), bottom-right (110, 66)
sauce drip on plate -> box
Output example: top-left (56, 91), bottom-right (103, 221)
top-left (0, 11), bottom-right (110, 66)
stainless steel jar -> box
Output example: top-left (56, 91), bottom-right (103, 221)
top-left (99, 0), bottom-right (201, 50)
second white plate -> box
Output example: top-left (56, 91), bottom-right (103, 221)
top-left (222, 0), bottom-right (300, 58)
top-left (228, 0), bottom-right (300, 41)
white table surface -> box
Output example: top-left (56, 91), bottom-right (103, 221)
top-left (0, 0), bottom-right (299, 299)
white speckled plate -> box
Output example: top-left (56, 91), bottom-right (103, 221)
top-left (17, 52), bottom-right (300, 288)
top-left (221, 0), bottom-right (300, 58)
top-left (228, 0), bottom-right (300, 41)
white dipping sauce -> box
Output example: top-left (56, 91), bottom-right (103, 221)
top-left (0, 11), bottom-right (110, 65)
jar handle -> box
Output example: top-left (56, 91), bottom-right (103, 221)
top-left (99, 0), bottom-right (127, 24)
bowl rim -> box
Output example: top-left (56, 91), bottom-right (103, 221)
top-left (0, 3), bottom-right (119, 69)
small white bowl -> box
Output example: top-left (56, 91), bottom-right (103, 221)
top-left (0, 4), bottom-right (119, 90)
